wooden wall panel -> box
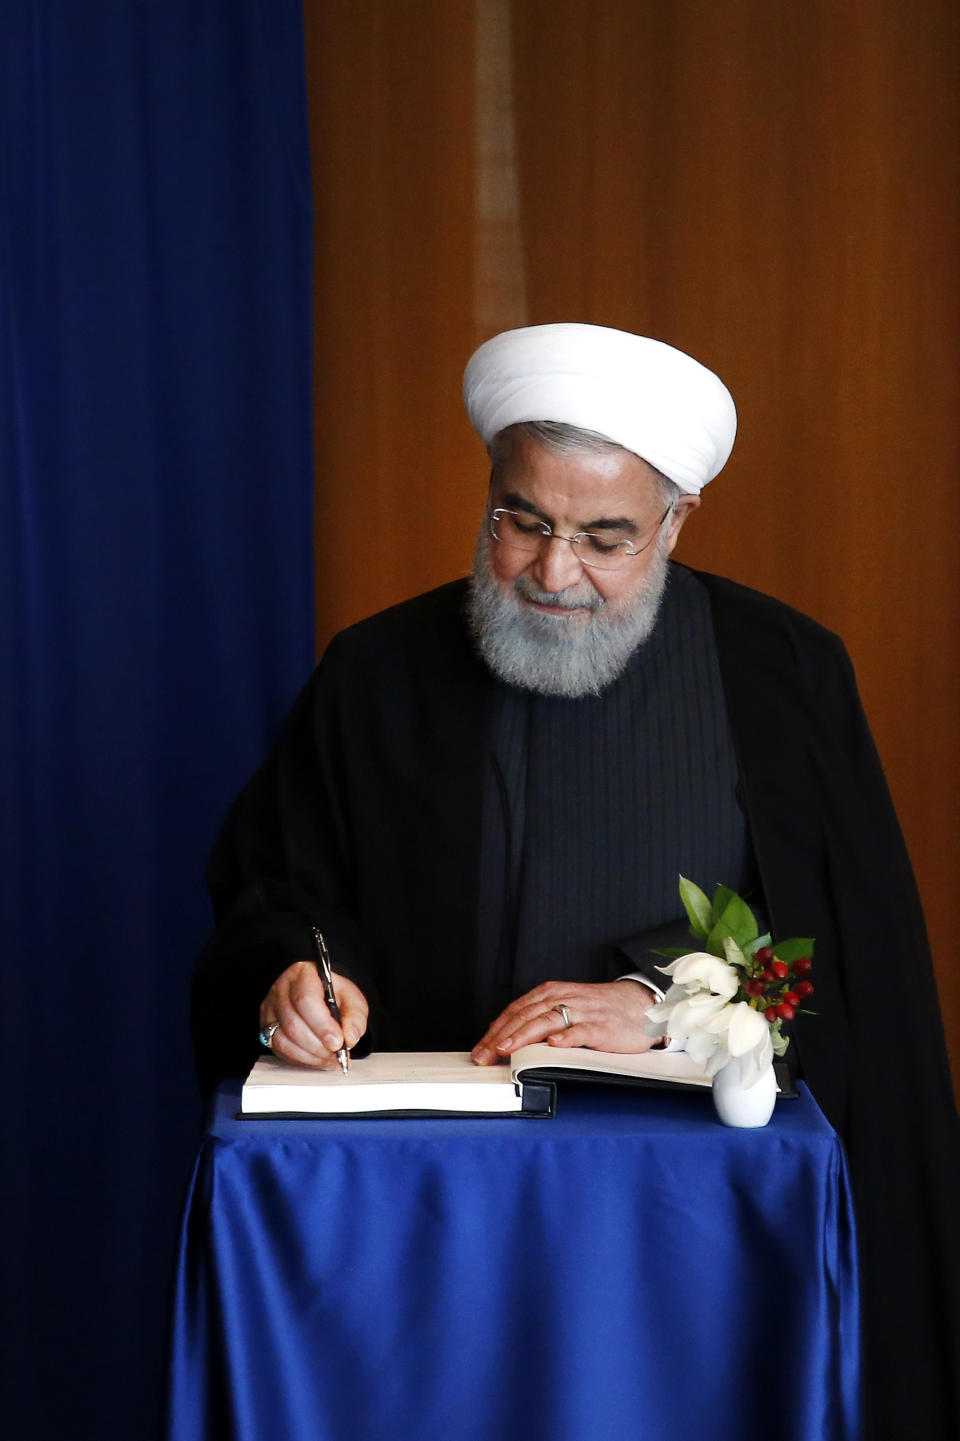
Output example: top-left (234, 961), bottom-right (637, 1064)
top-left (304, 0), bottom-right (481, 638)
top-left (304, 0), bottom-right (959, 1084)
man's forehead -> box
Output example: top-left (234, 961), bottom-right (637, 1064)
top-left (490, 438), bottom-right (664, 521)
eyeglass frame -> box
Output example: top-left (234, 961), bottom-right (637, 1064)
top-left (487, 503), bottom-right (675, 571)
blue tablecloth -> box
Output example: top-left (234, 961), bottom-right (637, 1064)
top-left (166, 1081), bottom-right (861, 1441)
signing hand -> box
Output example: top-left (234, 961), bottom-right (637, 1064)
top-left (471, 979), bottom-right (661, 1065)
top-left (260, 961), bottom-right (369, 1069)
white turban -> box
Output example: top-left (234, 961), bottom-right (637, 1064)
top-left (463, 323), bottom-right (737, 494)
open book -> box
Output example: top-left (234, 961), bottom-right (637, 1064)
top-left (240, 1044), bottom-right (720, 1119)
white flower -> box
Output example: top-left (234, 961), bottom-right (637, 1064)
top-left (684, 1029), bottom-right (723, 1065)
top-left (657, 951), bottom-right (739, 999)
top-left (725, 1002), bottom-right (769, 1058)
top-left (664, 992), bottom-right (731, 1038)
top-left (702, 1002), bottom-right (774, 1085)
top-left (731, 1028), bottom-right (775, 1088)
top-left (646, 953), bottom-right (774, 1087)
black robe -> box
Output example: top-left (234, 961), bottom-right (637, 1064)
top-left (194, 566), bottom-right (960, 1441)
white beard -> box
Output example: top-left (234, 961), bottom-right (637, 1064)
top-left (467, 532), bottom-right (670, 698)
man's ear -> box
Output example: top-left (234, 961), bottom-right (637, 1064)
top-left (663, 495), bottom-right (700, 555)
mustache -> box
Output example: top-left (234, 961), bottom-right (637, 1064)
top-left (513, 574), bottom-right (604, 611)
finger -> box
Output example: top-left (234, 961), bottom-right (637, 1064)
top-left (259, 1009), bottom-right (340, 1068)
top-left (546, 1018), bottom-right (664, 1054)
top-left (269, 1024), bottom-right (345, 1070)
top-left (478, 1009), bottom-right (571, 1061)
top-left (262, 962), bottom-right (340, 1053)
top-left (546, 1022), bottom-right (604, 1050)
top-left (275, 1001), bottom-right (340, 1059)
top-left (276, 988), bottom-right (343, 1057)
top-left (496, 1007), bottom-right (584, 1052)
top-left (472, 1006), bottom-right (544, 1062)
top-left (478, 982), bottom-right (576, 1036)
top-left (475, 994), bottom-right (574, 1056)
top-left (474, 998), bottom-right (538, 1050)
top-left (337, 1008), bottom-right (367, 1050)
top-left (284, 970), bottom-right (347, 1051)
top-left (332, 977), bottom-right (369, 1048)
top-left (472, 982), bottom-right (610, 1063)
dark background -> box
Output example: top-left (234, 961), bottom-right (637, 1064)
top-left (2, 3), bottom-right (313, 1437)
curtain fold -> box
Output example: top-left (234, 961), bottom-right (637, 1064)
top-left (1, 4), bottom-right (314, 1436)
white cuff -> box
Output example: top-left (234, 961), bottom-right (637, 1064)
top-left (617, 972), bottom-right (684, 1051)
top-left (616, 971), bottom-right (665, 1003)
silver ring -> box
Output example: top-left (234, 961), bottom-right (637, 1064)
top-left (552, 1004), bottom-right (574, 1029)
top-left (259, 1020), bottom-right (280, 1051)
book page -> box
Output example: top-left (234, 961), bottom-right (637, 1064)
top-left (241, 1052), bottom-right (524, 1114)
top-left (511, 1043), bottom-right (714, 1088)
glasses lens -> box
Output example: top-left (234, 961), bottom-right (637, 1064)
top-left (491, 510), bottom-right (546, 551)
top-left (572, 535), bottom-right (632, 571)
top-left (490, 510), bottom-right (640, 569)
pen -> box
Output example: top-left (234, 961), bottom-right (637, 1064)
top-left (310, 926), bottom-right (351, 1074)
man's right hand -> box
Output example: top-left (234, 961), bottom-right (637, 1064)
top-left (259, 961), bottom-right (369, 1068)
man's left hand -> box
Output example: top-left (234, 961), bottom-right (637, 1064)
top-left (471, 979), bottom-right (661, 1064)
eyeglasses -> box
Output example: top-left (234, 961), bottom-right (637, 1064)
top-left (488, 506), bottom-right (673, 572)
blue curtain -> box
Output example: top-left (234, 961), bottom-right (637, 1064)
top-left (0, 4), bottom-right (314, 1437)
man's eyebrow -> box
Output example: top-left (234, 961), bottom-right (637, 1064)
top-left (500, 492), bottom-right (552, 524)
top-left (582, 515), bottom-right (639, 535)
top-left (500, 492), bottom-right (640, 536)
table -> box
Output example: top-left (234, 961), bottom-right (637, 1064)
top-left (165, 1081), bottom-right (861, 1441)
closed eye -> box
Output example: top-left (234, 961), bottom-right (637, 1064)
top-left (577, 533), bottom-right (635, 556)
top-left (499, 511), bottom-right (551, 538)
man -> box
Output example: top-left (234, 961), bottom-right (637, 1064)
top-left (194, 324), bottom-right (959, 1439)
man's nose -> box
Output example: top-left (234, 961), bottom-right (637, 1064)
top-left (529, 533), bottom-right (587, 594)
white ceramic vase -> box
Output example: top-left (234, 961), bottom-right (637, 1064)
top-left (712, 1056), bottom-right (778, 1128)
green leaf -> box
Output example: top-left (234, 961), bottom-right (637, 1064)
top-left (678, 876), bottom-right (712, 940)
top-left (705, 893), bottom-right (759, 956)
top-left (772, 937), bottom-right (815, 964)
top-left (743, 933), bottom-right (772, 958)
top-left (722, 935), bottom-right (749, 972)
top-left (709, 884), bottom-right (737, 927)
top-left (771, 1030), bottom-right (790, 1056)
top-left (652, 947), bottom-right (691, 959)
top-left (719, 892), bottom-right (759, 946)
top-left (704, 921), bottom-right (728, 958)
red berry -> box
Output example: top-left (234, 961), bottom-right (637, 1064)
top-left (795, 981), bottom-right (814, 998)
top-left (746, 979), bottom-right (765, 997)
top-left (761, 968), bottom-right (777, 983)
top-left (755, 946), bottom-right (774, 964)
top-left (765, 1005), bottom-right (780, 1023)
top-left (771, 960), bottom-right (789, 980)
top-left (782, 990), bottom-right (799, 1007)
top-left (793, 957), bottom-right (813, 975)
top-left (777, 1002), bottom-right (795, 1021)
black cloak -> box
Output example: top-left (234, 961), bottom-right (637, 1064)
top-left (194, 567), bottom-right (960, 1441)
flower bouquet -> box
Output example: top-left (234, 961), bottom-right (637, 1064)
top-left (643, 876), bottom-right (815, 1093)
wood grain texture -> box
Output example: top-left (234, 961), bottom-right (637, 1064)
top-left (304, 0), bottom-right (959, 1088)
